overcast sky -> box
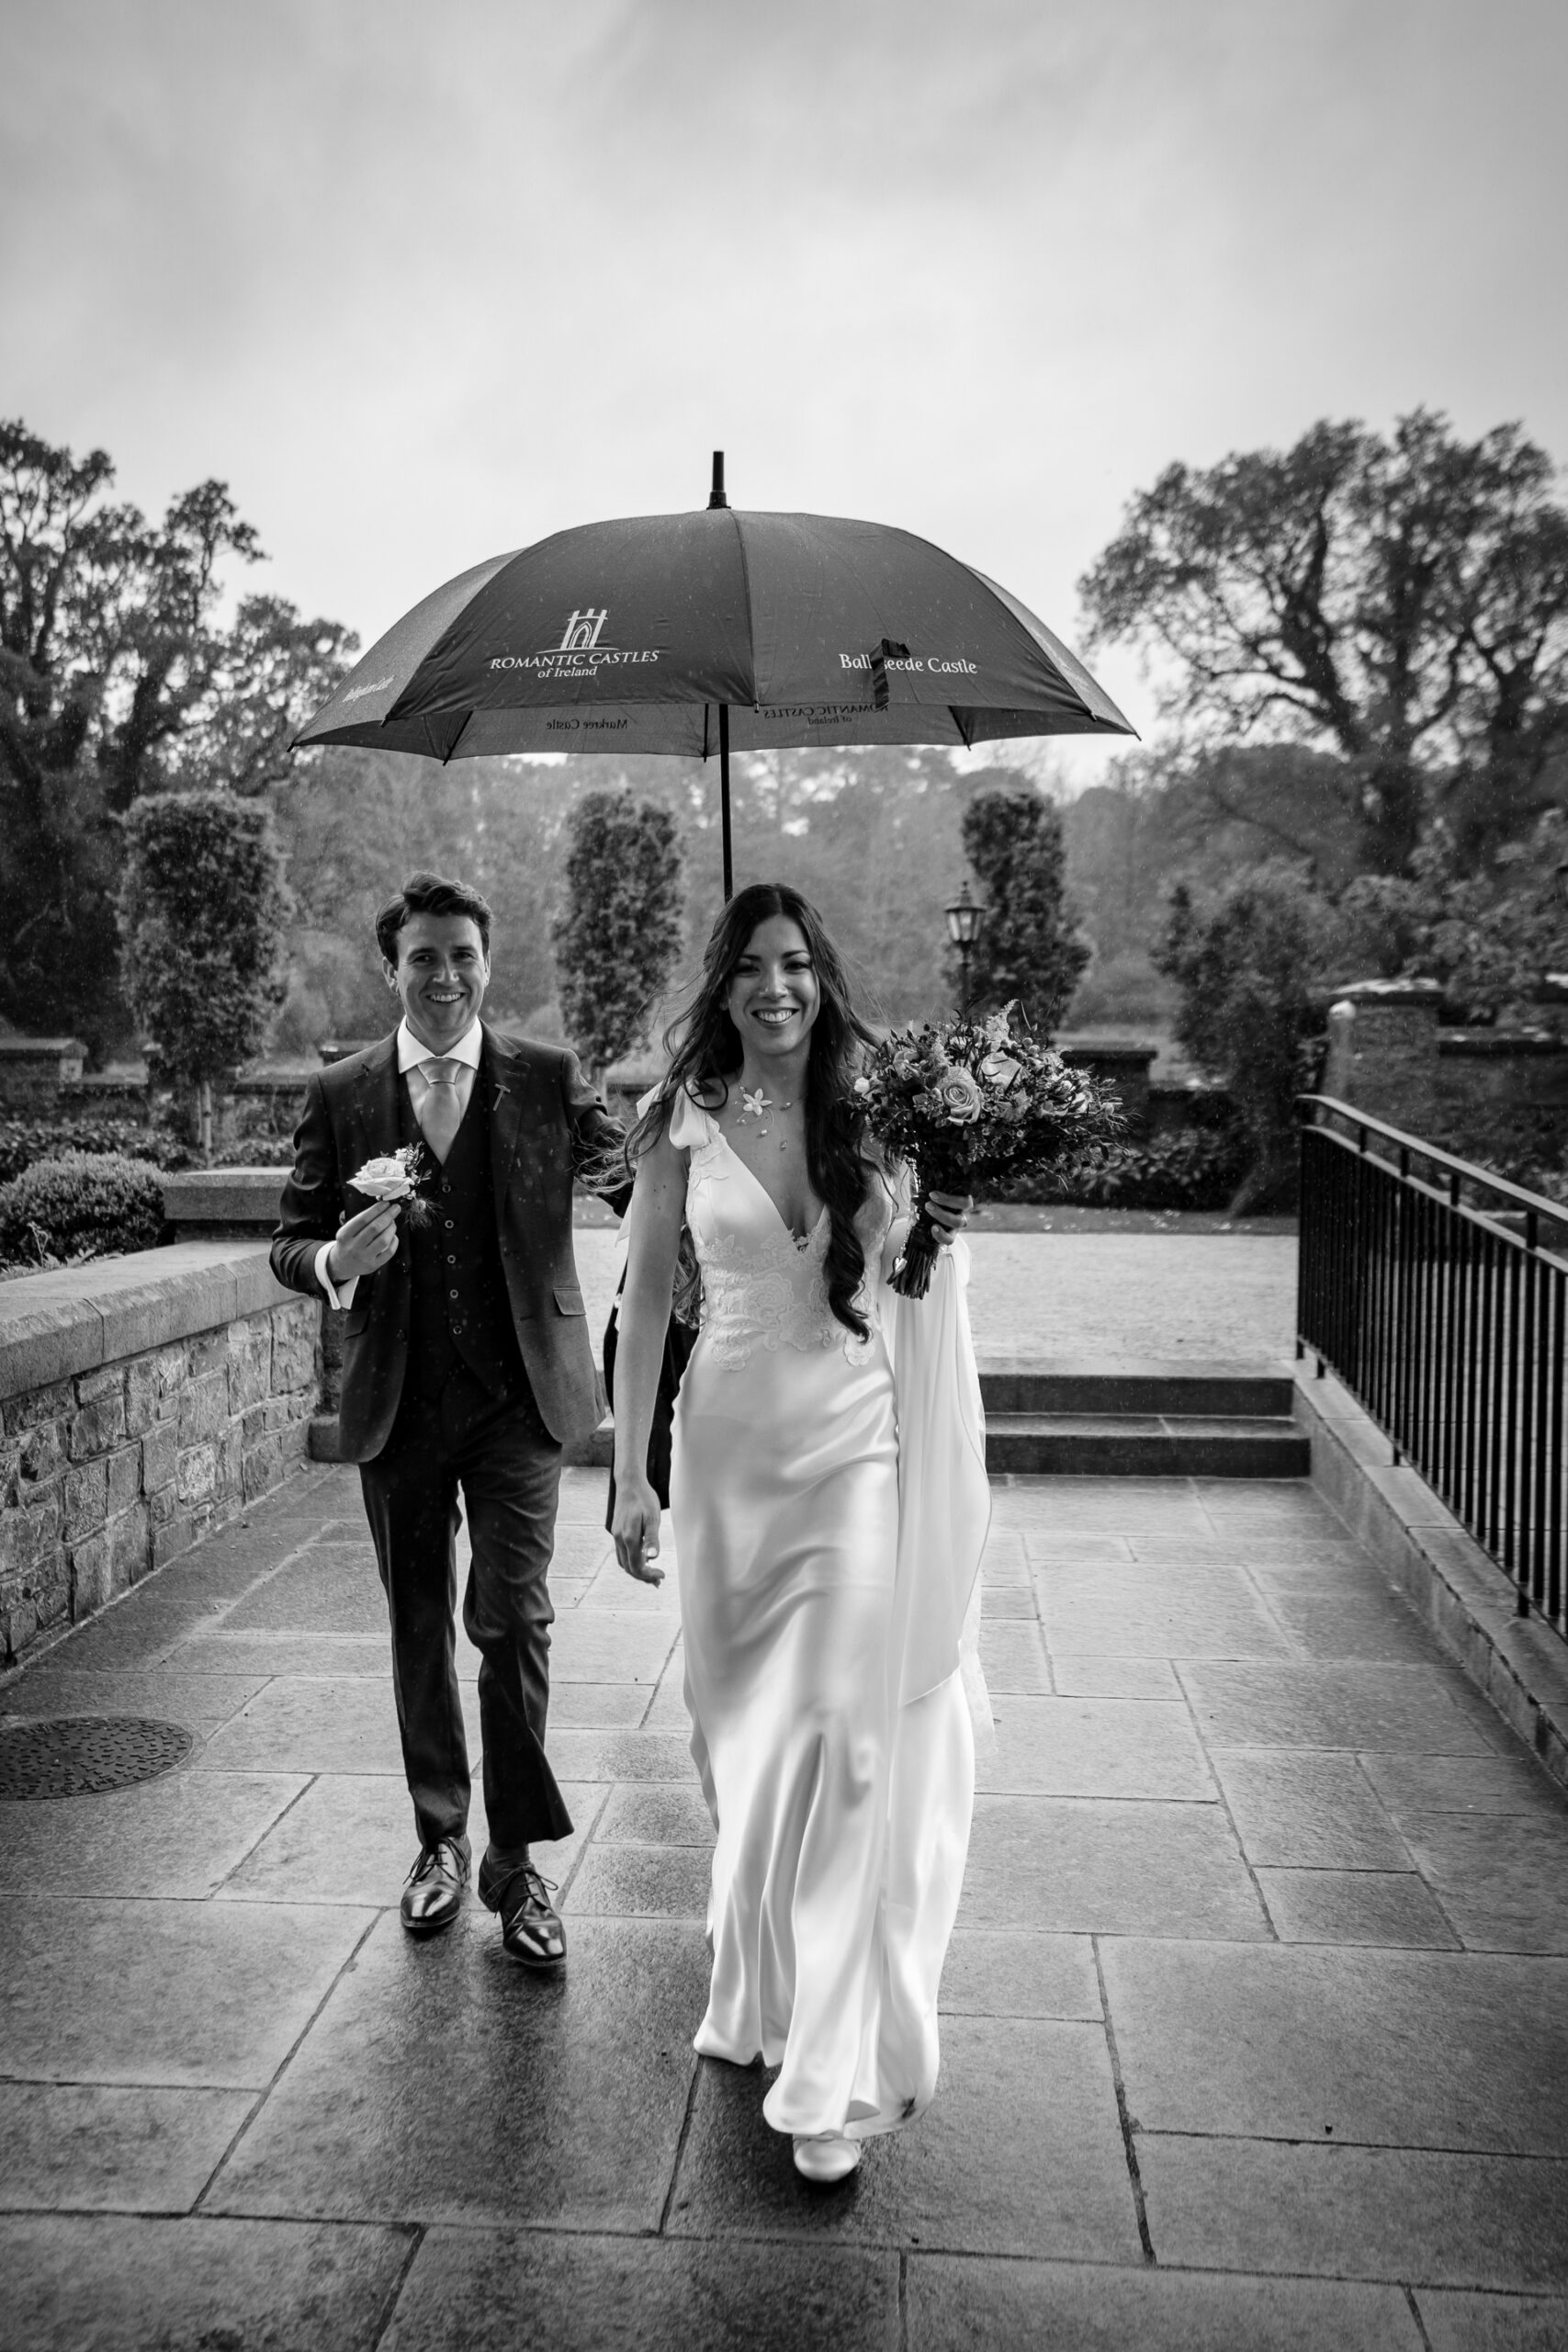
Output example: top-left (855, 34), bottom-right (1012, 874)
top-left (4, 0), bottom-right (1564, 770)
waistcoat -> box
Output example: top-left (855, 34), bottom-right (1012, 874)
top-left (399, 1075), bottom-right (526, 1400)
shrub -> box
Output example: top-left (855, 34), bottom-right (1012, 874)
top-left (1156, 865), bottom-right (1337, 1213)
top-left (0, 1152), bottom-right (167, 1267)
top-left (1428, 1104), bottom-right (1568, 1208)
top-left (211, 1093), bottom-right (298, 1168)
top-left (0, 1117), bottom-right (193, 1185)
top-left (979, 1123), bottom-right (1249, 1212)
top-left (1072, 1126), bottom-right (1251, 1211)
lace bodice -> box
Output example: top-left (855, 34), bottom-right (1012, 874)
top-left (668, 1090), bottom-right (895, 1371)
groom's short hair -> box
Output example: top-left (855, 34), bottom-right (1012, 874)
top-left (376, 873), bottom-right (493, 963)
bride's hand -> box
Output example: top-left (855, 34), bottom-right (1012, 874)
top-left (927, 1190), bottom-right (974, 1249)
top-left (612, 1472), bottom-right (665, 1586)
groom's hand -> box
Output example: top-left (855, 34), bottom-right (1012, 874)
top-left (612, 1474), bottom-right (665, 1587)
top-left (327, 1200), bottom-right (401, 1283)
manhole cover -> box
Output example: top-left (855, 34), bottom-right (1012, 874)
top-left (0, 1716), bottom-right (194, 1800)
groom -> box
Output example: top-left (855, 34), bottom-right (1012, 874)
top-left (271, 872), bottom-right (623, 1967)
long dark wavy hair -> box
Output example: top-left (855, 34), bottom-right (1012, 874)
top-left (626, 883), bottom-right (883, 1338)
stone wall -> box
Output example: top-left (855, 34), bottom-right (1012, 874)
top-left (1322, 978), bottom-right (1568, 1143)
top-left (0, 1245), bottom-right (321, 1667)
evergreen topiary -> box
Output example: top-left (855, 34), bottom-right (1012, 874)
top-left (0, 1152), bottom-right (166, 1267)
top-left (552, 792), bottom-right (684, 1078)
top-left (957, 790), bottom-right (1089, 1031)
top-left (118, 792), bottom-right (292, 1161)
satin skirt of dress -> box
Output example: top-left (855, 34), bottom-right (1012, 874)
top-left (672, 1321), bottom-right (974, 2140)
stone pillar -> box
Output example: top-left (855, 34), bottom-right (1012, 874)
top-left (1322, 979), bottom-right (1442, 1136)
top-left (0, 1036), bottom-right (88, 1113)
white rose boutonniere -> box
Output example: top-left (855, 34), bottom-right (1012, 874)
top-left (348, 1143), bottom-right (434, 1227)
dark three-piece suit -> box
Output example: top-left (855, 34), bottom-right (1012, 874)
top-left (270, 1023), bottom-right (624, 1860)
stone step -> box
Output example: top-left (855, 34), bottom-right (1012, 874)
top-left (317, 1362), bottom-right (1310, 1479)
top-left (976, 1360), bottom-right (1295, 1418)
top-left (985, 1413), bottom-right (1309, 1478)
top-left (557, 1411), bottom-right (1311, 1480)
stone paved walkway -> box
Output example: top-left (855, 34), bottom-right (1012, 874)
top-left (4, 1457), bottom-right (1568, 2349)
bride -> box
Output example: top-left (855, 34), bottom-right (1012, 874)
top-left (610, 883), bottom-right (989, 2185)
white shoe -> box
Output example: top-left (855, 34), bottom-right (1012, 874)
top-left (792, 2132), bottom-right (861, 2184)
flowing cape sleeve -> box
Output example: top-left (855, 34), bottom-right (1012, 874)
top-left (886, 1237), bottom-right (992, 1708)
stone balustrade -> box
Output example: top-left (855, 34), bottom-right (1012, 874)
top-left (0, 1243), bottom-right (321, 1667)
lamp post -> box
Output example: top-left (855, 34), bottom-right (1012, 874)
top-left (945, 878), bottom-right (987, 1015)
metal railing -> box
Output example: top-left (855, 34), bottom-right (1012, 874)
top-left (1297, 1095), bottom-right (1568, 1640)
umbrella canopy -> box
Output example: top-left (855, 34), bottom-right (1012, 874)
top-left (296, 457), bottom-right (1135, 890)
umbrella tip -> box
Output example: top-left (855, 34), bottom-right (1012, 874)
top-left (707, 450), bottom-right (728, 510)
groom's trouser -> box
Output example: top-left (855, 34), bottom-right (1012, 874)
top-left (358, 1367), bottom-right (574, 1855)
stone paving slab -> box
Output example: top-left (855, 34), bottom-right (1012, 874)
top-left (1179, 1659), bottom-right (1504, 1752)
top-left (216, 1774), bottom-right (601, 1909)
top-left (1252, 1866), bottom-right (1461, 1947)
top-left (938, 1928), bottom-right (1102, 2020)
top-left (1100, 1942), bottom-right (1568, 2154)
top-left (1035, 1562), bottom-right (1294, 1657)
top-left (964, 1795), bottom-right (1270, 1938)
top-left (667, 2015), bottom-right (1142, 2262)
top-left (0, 1768), bottom-right (307, 1897)
top-left (1207, 1747), bottom-right (1414, 1870)
top-left (1397, 1812), bottom-right (1568, 1953)
top-left (213, 1911), bottom-right (709, 2233)
top-left (979, 1693), bottom-right (1216, 1799)
top-left (383, 2229), bottom-right (902, 2352)
top-left (0, 1895), bottom-right (374, 2086)
top-left (1417, 2289), bottom-right (1568, 2349)
top-left (196, 1673), bottom-right (483, 1775)
top-left (0, 2212), bottom-right (412, 2352)
top-left (5, 1455), bottom-right (1568, 2342)
top-left (1137, 2136), bottom-right (1568, 2295)
top-left (1361, 1750), bottom-right (1568, 1820)
top-left (0, 1661), bottom-right (270, 1730)
top-left (905, 2257), bottom-right (1426, 2351)
top-left (0, 2084), bottom-right (254, 2214)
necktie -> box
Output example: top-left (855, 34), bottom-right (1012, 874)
top-left (418, 1058), bottom-right (465, 1163)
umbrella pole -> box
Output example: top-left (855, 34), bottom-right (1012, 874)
top-left (719, 703), bottom-right (733, 899)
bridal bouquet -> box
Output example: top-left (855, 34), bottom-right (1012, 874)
top-left (854, 1003), bottom-right (1126, 1298)
top-left (348, 1144), bottom-right (434, 1229)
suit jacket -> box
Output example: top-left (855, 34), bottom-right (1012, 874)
top-left (270, 1025), bottom-right (625, 1460)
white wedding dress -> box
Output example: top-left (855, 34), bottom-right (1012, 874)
top-left (662, 1090), bottom-right (990, 2143)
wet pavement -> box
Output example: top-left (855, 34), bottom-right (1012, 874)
top-left (3, 1457), bottom-right (1568, 2349)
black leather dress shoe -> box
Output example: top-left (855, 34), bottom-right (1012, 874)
top-left (400, 1835), bottom-right (470, 1936)
top-left (479, 1856), bottom-right (566, 1968)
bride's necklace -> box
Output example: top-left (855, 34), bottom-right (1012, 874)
top-left (737, 1082), bottom-right (795, 1144)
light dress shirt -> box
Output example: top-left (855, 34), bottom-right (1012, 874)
top-left (316, 1017), bottom-right (483, 1310)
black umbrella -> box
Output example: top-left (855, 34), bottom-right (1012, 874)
top-left (296, 455), bottom-right (1134, 894)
